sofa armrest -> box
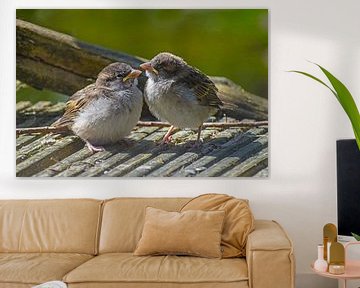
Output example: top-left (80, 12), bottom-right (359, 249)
top-left (246, 220), bottom-right (295, 288)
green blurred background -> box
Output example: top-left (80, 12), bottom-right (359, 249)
top-left (17, 9), bottom-right (268, 103)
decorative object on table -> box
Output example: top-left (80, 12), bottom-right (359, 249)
top-left (323, 223), bottom-right (337, 262)
top-left (329, 242), bottom-right (345, 275)
top-left (290, 63), bottom-right (360, 150)
top-left (328, 264), bottom-right (345, 275)
top-left (314, 244), bottom-right (328, 272)
top-left (32, 281), bottom-right (67, 288)
top-left (312, 227), bottom-right (360, 287)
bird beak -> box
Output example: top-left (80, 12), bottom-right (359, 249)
top-left (123, 69), bottom-right (142, 82)
top-left (140, 62), bottom-right (159, 75)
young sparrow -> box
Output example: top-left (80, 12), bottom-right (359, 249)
top-left (140, 52), bottom-right (222, 143)
top-left (52, 62), bottom-right (143, 152)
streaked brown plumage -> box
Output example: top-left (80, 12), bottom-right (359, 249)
top-left (53, 62), bottom-right (143, 152)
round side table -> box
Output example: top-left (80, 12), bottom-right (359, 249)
top-left (311, 242), bottom-right (360, 288)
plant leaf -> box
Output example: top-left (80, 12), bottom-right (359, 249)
top-left (351, 232), bottom-right (360, 241)
top-left (289, 70), bottom-right (337, 97)
top-left (316, 64), bottom-right (360, 150)
top-left (290, 65), bottom-right (360, 150)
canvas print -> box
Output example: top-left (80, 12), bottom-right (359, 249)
top-left (16, 9), bottom-right (268, 177)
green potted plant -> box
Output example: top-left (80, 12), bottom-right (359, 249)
top-left (291, 64), bottom-right (360, 241)
top-left (290, 63), bottom-right (360, 150)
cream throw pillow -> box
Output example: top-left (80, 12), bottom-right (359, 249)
top-left (134, 207), bottom-right (225, 258)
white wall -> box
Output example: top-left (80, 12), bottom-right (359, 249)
top-left (1, 0), bottom-right (360, 287)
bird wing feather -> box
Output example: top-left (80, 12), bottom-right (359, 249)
top-left (52, 84), bottom-right (103, 127)
top-left (178, 67), bottom-right (223, 108)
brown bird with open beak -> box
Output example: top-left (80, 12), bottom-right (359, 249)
top-left (52, 62), bottom-right (143, 153)
top-left (140, 52), bottom-right (222, 144)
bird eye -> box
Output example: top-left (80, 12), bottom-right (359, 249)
top-left (163, 64), bottom-right (175, 72)
top-left (116, 74), bottom-right (122, 78)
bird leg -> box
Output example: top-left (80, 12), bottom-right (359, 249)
top-left (162, 125), bottom-right (175, 144)
top-left (196, 125), bottom-right (203, 143)
top-left (86, 141), bottom-right (105, 153)
top-left (184, 126), bottom-right (203, 149)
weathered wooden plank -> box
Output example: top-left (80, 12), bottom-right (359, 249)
top-left (82, 128), bottom-right (166, 177)
top-left (39, 110), bottom-right (159, 177)
top-left (54, 127), bottom-right (159, 177)
top-left (175, 127), bottom-right (266, 177)
top-left (16, 118), bottom-right (35, 128)
top-left (41, 102), bottom-right (66, 115)
top-left (16, 101), bottom-right (32, 112)
top-left (125, 128), bottom-right (220, 177)
top-left (15, 126), bottom-right (269, 177)
top-left (17, 55), bottom-right (92, 96)
top-left (15, 95), bottom-right (269, 177)
top-left (240, 156), bottom-right (268, 177)
top-left (148, 128), bottom-right (243, 177)
top-left (17, 134), bottom-right (60, 164)
top-left (55, 150), bottom-right (113, 177)
top-left (126, 151), bottom-right (178, 177)
top-left (34, 147), bottom-right (93, 177)
top-left (213, 77), bottom-right (268, 120)
top-left (17, 101), bottom-right (60, 128)
top-left (16, 19), bottom-right (145, 95)
top-left (17, 101), bottom-right (65, 118)
top-left (129, 126), bottom-right (163, 139)
top-left (16, 136), bottom-right (84, 177)
top-left (106, 129), bottom-right (218, 177)
top-left (16, 19), bottom-right (267, 121)
top-left (23, 101), bottom-right (52, 113)
top-left (222, 147), bottom-right (268, 177)
top-left (197, 134), bottom-right (268, 177)
top-left (16, 116), bottom-right (55, 129)
top-left (149, 152), bottom-right (200, 177)
top-left (254, 167), bottom-right (269, 177)
top-left (16, 134), bottom-right (40, 149)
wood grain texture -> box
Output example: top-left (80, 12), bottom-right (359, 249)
top-left (16, 101), bottom-right (268, 177)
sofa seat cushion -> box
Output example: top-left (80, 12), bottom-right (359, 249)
top-left (64, 253), bottom-right (248, 286)
top-left (0, 253), bottom-right (93, 285)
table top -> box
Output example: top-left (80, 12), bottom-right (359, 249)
top-left (311, 261), bottom-right (360, 280)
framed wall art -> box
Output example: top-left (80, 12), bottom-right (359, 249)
top-left (16, 9), bottom-right (268, 177)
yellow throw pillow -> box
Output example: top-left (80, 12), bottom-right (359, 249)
top-left (134, 207), bottom-right (225, 258)
top-left (181, 194), bottom-right (254, 258)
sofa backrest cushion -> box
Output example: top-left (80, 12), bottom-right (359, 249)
top-left (0, 199), bottom-right (102, 254)
top-left (99, 198), bottom-right (189, 253)
top-left (181, 194), bottom-right (254, 258)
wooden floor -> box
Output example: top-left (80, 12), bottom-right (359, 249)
top-left (16, 101), bottom-right (269, 177)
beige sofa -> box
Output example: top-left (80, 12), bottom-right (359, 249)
top-left (0, 198), bottom-right (295, 288)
